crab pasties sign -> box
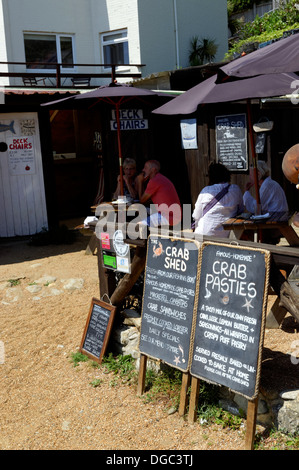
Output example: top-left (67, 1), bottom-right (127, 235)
top-left (190, 242), bottom-right (270, 400)
top-left (139, 235), bottom-right (200, 371)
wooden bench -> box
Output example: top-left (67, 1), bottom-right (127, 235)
top-left (223, 211), bottom-right (299, 246)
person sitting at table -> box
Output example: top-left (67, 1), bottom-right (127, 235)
top-left (243, 160), bottom-right (289, 244)
top-left (113, 158), bottom-right (137, 201)
top-left (192, 161), bottom-right (244, 238)
top-left (243, 160), bottom-right (289, 215)
top-left (138, 160), bottom-right (182, 227)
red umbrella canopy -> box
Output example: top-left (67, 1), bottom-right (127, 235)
top-left (217, 34), bottom-right (299, 83)
top-left (153, 72), bottom-right (299, 115)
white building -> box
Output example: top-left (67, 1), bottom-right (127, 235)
top-left (0, 0), bottom-right (228, 87)
top-left (0, 0), bottom-right (228, 236)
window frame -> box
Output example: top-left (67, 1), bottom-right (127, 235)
top-left (24, 32), bottom-right (77, 72)
top-left (100, 29), bottom-right (129, 71)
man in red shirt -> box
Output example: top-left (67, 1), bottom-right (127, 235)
top-left (137, 160), bottom-right (181, 227)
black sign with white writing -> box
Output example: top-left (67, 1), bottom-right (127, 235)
top-left (190, 243), bottom-right (269, 399)
top-left (139, 236), bottom-right (200, 371)
top-left (216, 114), bottom-right (248, 171)
top-left (80, 298), bottom-right (116, 363)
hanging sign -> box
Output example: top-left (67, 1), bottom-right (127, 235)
top-left (110, 109), bottom-right (148, 131)
top-left (7, 136), bottom-right (36, 175)
top-left (180, 118), bottom-right (198, 149)
top-left (215, 114), bottom-right (248, 171)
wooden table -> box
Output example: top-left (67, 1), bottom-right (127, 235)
top-left (222, 211), bottom-right (299, 246)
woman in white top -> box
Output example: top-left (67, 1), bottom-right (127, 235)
top-left (192, 162), bottom-right (244, 238)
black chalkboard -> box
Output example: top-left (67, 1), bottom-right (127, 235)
top-left (139, 235), bottom-right (200, 372)
top-left (190, 242), bottom-right (270, 399)
top-left (80, 298), bottom-right (116, 363)
top-left (215, 114), bottom-right (248, 171)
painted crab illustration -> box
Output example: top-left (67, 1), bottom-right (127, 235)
top-left (153, 241), bottom-right (164, 257)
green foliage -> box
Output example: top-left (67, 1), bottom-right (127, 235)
top-left (142, 366), bottom-right (183, 410)
top-left (101, 353), bottom-right (137, 384)
top-left (189, 36), bottom-right (218, 66)
top-left (227, 0), bottom-right (299, 58)
top-left (70, 351), bottom-right (89, 367)
top-left (240, 0), bottom-right (299, 39)
top-left (7, 278), bottom-right (21, 287)
top-left (228, 0), bottom-right (255, 14)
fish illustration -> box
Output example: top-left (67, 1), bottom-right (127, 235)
top-left (0, 120), bottom-right (16, 134)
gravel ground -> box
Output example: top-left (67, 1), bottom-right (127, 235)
top-left (0, 233), bottom-right (298, 451)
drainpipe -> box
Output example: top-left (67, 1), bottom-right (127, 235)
top-left (173, 0), bottom-right (180, 69)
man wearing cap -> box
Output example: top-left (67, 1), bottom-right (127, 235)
top-left (243, 160), bottom-right (288, 244)
top-left (243, 160), bottom-right (288, 215)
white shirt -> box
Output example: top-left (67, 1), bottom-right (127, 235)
top-left (192, 183), bottom-right (244, 238)
top-left (243, 176), bottom-right (288, 214)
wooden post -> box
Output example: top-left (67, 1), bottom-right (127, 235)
top-left (110, 245), bottom-right (146, 306)
top-left (188, 376), bottom-right (200, 424)
top-left (178, 372), bottom-right (191, 417)
top-left (245, 397), bottom-right (259, 450)
top-left (137, 353), bottom-right (147, 396)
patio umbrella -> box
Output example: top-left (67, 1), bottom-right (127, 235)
top-left (217, 33), bottom-right (299, 83)
top-left (153, 71), bottom-right (299, 212)
top-left (42, 82), bottom-right (173, 196)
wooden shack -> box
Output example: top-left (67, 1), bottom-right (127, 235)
top-left (153, 99), bottom-right (299, 212)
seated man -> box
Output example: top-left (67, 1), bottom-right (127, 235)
top-left (137, 160), bottom-right (181, 227)
top-left (243, 160), bottom-right (288, 215)
top-left (243, 160), bottom-right (289, 244)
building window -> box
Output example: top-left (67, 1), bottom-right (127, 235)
top-left (101, 30), bottom-right (129, 69)
top-left (24, 33), bottom-right (75, 69)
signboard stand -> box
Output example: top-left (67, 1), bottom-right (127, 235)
top-left (137, 236), bottom-right (270, 450)
top-left (79, 297), bottom-right (116, 364)
top-left (245, 397), bottom-right (259, 450)
top-left (178, 372), bottom-right (191, 417)
top-left (137, 235), bottom-right (201, 416)
top-left (189, 242), bottom-right (270, 449)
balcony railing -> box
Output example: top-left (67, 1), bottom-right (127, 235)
top-left (0, 61), bottom-right (145, 88)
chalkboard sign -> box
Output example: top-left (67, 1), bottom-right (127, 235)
top-left (80, 298), bottom-right (116, 363)
top-left (215, 114), bottom-right (248, 171)
top-left (190, 242), bottom-right (270, 399)
top-left (139, 235), bottom-right (200, 372)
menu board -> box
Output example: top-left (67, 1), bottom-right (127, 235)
top-left (80, 298), bottom-right (116, 363)
top-left (139, 235), bottom-right (200, 372)
top-left (215, 114), bottom-right (248, 171)
top-left (190, 242), bottom-right (270, 399)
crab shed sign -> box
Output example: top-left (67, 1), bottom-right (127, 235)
top-left (139, 235), bottom-right (200, 372)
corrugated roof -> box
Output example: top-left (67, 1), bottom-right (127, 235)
top-left (0, 87), bottom-right (82, 96)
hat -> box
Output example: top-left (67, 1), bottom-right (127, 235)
top-left (257, 161), bottom-right (269, 179)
